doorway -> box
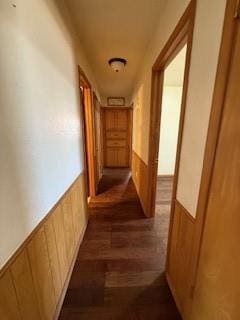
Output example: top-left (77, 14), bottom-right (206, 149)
top-left (155, 45), bottom-right (187, 247)
top-left (147, 0), bottom-right (196, 314)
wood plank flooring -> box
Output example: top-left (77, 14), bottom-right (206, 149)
top-left (59, 170), bottom-right (180, 319)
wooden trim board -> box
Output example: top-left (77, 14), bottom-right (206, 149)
top-left (78, 66), bottom-right (97, 197)
top-left (131, 151), bottom-right (149, 216)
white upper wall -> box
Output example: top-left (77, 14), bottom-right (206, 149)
top-left (164, 45), bottom-right (187, 87)
top-left (158, 46), bottom-right (186, 175)
top-left (158, 86), bottom-right (183, 175)
top-left (0, 0), bottom-right (98, 269)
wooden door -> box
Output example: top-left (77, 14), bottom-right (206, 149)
top-left (79, 86), bottom-right (90, 196)
top-left (78, 66), bottom-right (97, 197)
top-left (94, 95), bottom-right (103, 182)
top-left (103, 108), bottom-right (132, 167)
top-left (191, 16), bottom-right (240, 319)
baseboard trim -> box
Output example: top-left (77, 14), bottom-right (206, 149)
top-left (54, 222), bottom-right (88, 320)
top-left (157, 174), bottom-right (174, 180)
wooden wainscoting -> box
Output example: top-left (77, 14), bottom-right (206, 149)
top-left (132, 151), bottom-right (149, 216)
top-left (0, 173), bottom-right (88, 320)
top-left (166, 200), bottom-right (195, 317)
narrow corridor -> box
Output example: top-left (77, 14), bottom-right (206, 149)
top-left (1, 2), bottom-right (237, 319)
top-left (59, 170), bottom-right (180, 319)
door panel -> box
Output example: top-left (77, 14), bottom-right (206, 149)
top-left (106, 131), bottom-right (127, 139)
top-left (106, 140), bottom-right (126, 147)
top-left (105, 110), bottom-right (116, 131)
top-left (191, 21), bottom-right (240, 320)
top-left (117, 147), bottom-right (128, 166)
top-left (116, 110), bottom-right (128, 130)
top-left (105, 148), bottom-right (117, 167)
top-left (105, 148), bottom-right (128, 167)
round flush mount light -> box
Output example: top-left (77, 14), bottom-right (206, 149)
top-left (108, 58), bottom-right (127, 72)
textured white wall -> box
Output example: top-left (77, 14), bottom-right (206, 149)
top-left (158, 86), bottom-right (183, 175)
top-left (0, 0), bottom-right (97, 268)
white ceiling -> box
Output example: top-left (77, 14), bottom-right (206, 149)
top-left (65, 0), bottom-right (166, 104)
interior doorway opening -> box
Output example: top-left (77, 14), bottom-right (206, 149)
top-left (155, 45), bottom-right (187, 232)
top-left (157, 45), bottom-right (187, 179)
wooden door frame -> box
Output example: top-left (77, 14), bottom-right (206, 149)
top-left (93, 92), bottom-right (99, 185)
top-left (78, 66), bottom-right (97, 198)
top-left (128, 106), bottom-right (133, 169)
top-left (147, 0), bottom-right (196, 218)
top-left (100, 107), bottom-right (104, 177)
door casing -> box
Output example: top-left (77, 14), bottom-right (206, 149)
top-left (78, 66), bottom-right (98, 198)
top-left (147, 1), bottom-right (196, 219)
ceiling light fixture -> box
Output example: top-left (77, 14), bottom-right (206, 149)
top-left (108, 58), bottom-right (127, 72)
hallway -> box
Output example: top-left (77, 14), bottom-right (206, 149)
top-left (59, 170), bottom-right (180, 319)
top-left (1, 1), bottom-right (238, 319)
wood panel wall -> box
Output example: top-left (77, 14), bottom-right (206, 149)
top-left (0, 173), bottom-right (88, 320)
top-left (132, 151), bottom-right (149, 216)
top-left (166, 200), bottom-right (195, 318)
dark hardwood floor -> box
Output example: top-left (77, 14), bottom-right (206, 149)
top-left (59, 169), bottom-right (180, 320)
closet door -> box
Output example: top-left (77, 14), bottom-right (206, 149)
top-left (191, 17), bottom-right (240, 319)
top-left (103, 108), bottom-right (132, 167)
